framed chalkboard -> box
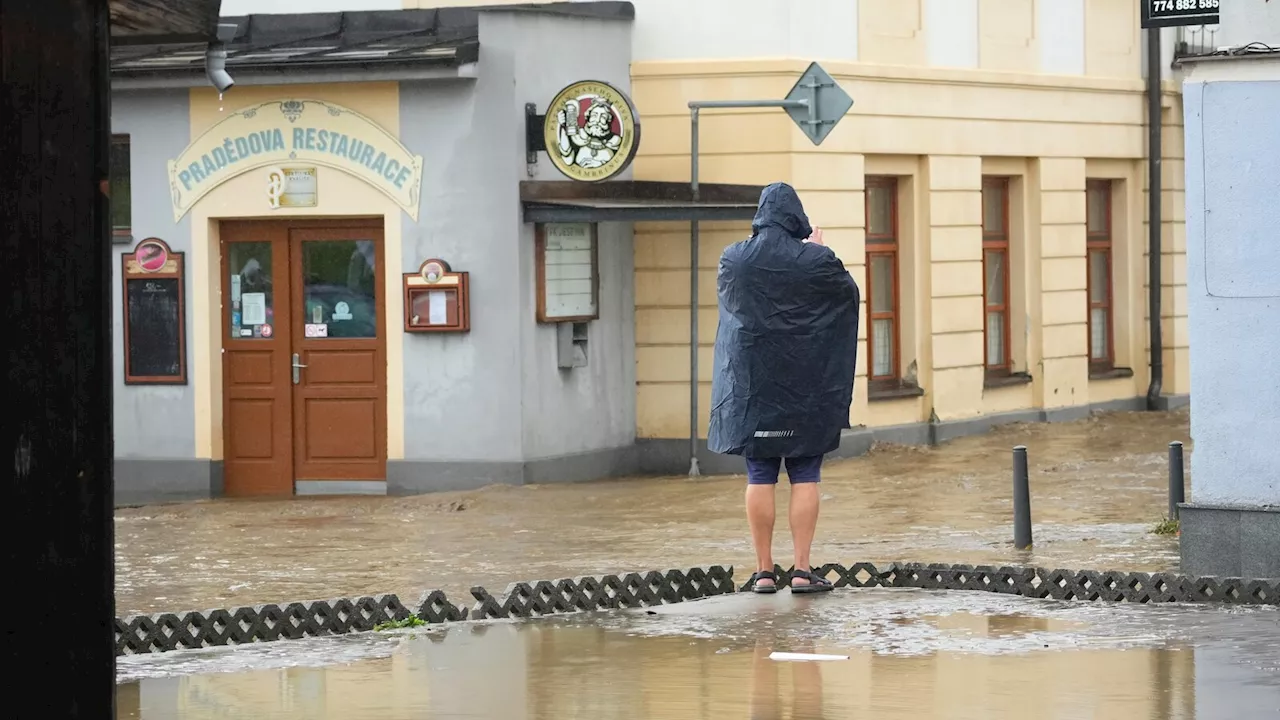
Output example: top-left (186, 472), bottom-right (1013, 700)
top-left (122, 238), bottom-right (187, 384)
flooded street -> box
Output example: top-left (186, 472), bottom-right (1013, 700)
top-left (115, 410), bottom-right (1191, 615)
top-left (117, 588), bottom-right (1280, 719)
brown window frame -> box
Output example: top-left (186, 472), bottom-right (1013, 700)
top-left (110, 134), bottom-right (132, 242)
top-left (534, 222), bottom-right (601, 324)
top-left (1086, 179), bottom-right (1115, 371)
top-left (865, 176), bottom-right (901, 384)
top-left (981, 177), bottom-right (1013, 374)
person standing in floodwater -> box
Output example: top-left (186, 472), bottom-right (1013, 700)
top-left (709, 182), bottom-right (860, 594)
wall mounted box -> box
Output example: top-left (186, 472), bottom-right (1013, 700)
top-left (403, 258), bottom-right (470, 333)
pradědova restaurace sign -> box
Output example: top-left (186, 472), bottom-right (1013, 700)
top-left (167, 99), bottom-right (424, 221)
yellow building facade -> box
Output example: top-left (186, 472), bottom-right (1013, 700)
top-left (411, 0), bottom-right (1188, 447)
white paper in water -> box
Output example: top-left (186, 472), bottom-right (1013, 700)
top-left (427, 290), bottom-right (448, 325)
top-left (241, 292), bottom-right (267, 325)
top-left (768, 652), bottom-right (849, 662)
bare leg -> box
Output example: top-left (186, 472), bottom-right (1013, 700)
top-left (788, 483), bottom-right (819, 586)
top-left (789, 640), bottom-right (824, 718)
top-left (749, 640), bottom-right (780, 719)
top-left (746, 484), bottom-right (777, 588)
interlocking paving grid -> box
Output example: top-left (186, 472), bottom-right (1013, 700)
top-left (745, 563), bottom-right (1279, 606)
top-left (114, 563), bottom-right (1277, 656)
top-left (115, 566), bottom-right (736, 656)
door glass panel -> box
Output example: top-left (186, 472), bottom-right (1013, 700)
top-left (984, 250), bottom-right (1006, 306)
top-left (301, 240), bottom-right (377, 339)
top-left (228, 241), bottom-right (274, 339)
top-left (870, 254), bottom-right (894, 313)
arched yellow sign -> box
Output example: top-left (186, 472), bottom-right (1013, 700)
top-left (542, 80), bottom-right (641, 183)
top-left (167, 99), bottom-right (424, 221)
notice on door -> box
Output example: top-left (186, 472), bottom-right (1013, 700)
top-left (242, 292), bottom-right (267, 326)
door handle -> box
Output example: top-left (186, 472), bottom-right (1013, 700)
top-left (292, 353), bottom-right (308, 385)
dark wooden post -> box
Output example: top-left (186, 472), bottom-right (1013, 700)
top-left (1, 0), bottom-right (116, 716)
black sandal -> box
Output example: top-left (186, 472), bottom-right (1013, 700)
top-left (746, 570), bottom-right (778, 594)
top-left (789, 569), bottom-right (833, 594)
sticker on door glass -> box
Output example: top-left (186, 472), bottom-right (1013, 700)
top-left (240, 328), bottom-right (253, 337)
top-left (260, 323), bottom-right (273, 338)
top-left (242, 292), bottom-right (267, 326)
top-left (305, 323), bottom-right (328, 338)
top-left (230, 274), bottom-right (242, 303)
top-left (332, 301), bottom-right (353, 321)
top-left (311, 304), bottom-right (324, 324)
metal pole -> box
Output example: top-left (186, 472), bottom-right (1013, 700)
top-left (684, 99), bottom-right (808, 477)
top-left (1145, 26), bottom-right (1165, 410)
top-left (1013, 446), bottom-right (1033, 550)
top-left (1168, 441), bottom-right (1185, 520)
top-left (688, 107), bottom-right (702, 476)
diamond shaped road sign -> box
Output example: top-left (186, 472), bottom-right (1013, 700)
top-left (784, 62), bottom-right (853, 146)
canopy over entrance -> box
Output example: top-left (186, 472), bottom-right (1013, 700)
top-left (521, 180), bottom-right (764, 223)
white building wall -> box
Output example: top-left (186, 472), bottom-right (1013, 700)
top-left (628, 0), bottom-right (858, 62)
top-left (1038, 0), bottom-right (1086, 74)
top-left (925, 0), bottom-right (978, 69)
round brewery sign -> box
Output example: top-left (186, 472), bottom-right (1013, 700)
top-left (136, 239), bottom-right (169, 273)
top-left (542, 80), bottom-right (641, 183)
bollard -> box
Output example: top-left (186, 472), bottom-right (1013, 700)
top-left (1013, 445), bottom-right (1033, 550)
top-left (1168, 441), bottom-right (1186, 520)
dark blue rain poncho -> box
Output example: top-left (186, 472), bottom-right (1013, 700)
top-left (708, 183), bottom-right (860, 459)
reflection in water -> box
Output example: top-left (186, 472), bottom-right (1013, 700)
top-left (116, 589), bottom-right (1280, 719)
top-left (114, 624), bottom-right (1202, 719)
top-left (114, 410), bottom-right (1191, 615)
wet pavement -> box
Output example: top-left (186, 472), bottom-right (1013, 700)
top-left (115, 410), bottom-right (1191, 615)
top-left (117, 587), bottom-right (1280, 719)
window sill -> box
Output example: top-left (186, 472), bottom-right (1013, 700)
top-left (112, 230), bottom-right (133, 246)
top-left (983, 371), bottom-right (1033, 390)
top-left (868, 379), bottom-right (926, 402)
top-left (1089, 366), bottom-right (1134, 381)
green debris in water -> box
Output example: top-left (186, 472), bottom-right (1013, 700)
top-left (374, 616), bottom-right (427, 631)
top-left (1151, 518), bottom-right (1180, 536)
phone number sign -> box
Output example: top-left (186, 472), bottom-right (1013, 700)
top-left (1141, 0), bottom-right (1220, 28)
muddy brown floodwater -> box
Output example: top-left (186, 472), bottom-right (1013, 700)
top-left (115, 410), bottom-right (1190, 615)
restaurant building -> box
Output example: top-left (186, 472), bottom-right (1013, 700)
top-left (111, 1), bottom-right (1190, 504)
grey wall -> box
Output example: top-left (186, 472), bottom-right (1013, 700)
top-left (111, 90), bottom-right (196, 459)
top-left (484, 11), bottom-right (638, 461)
top-left (398, 74), bottom-right (525, 463)
top-left (1183, 65), bottom-right (1280, 507)
top-left (519, 222), bottom-right (636, 460)
top-left (396, 10), bottom-right (637, 469)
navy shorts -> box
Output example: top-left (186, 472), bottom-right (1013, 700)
top-left (745, 455), bottom-right (823, 485)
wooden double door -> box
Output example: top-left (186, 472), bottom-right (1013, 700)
top-left (220, 219), bottom-right (387, 497)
